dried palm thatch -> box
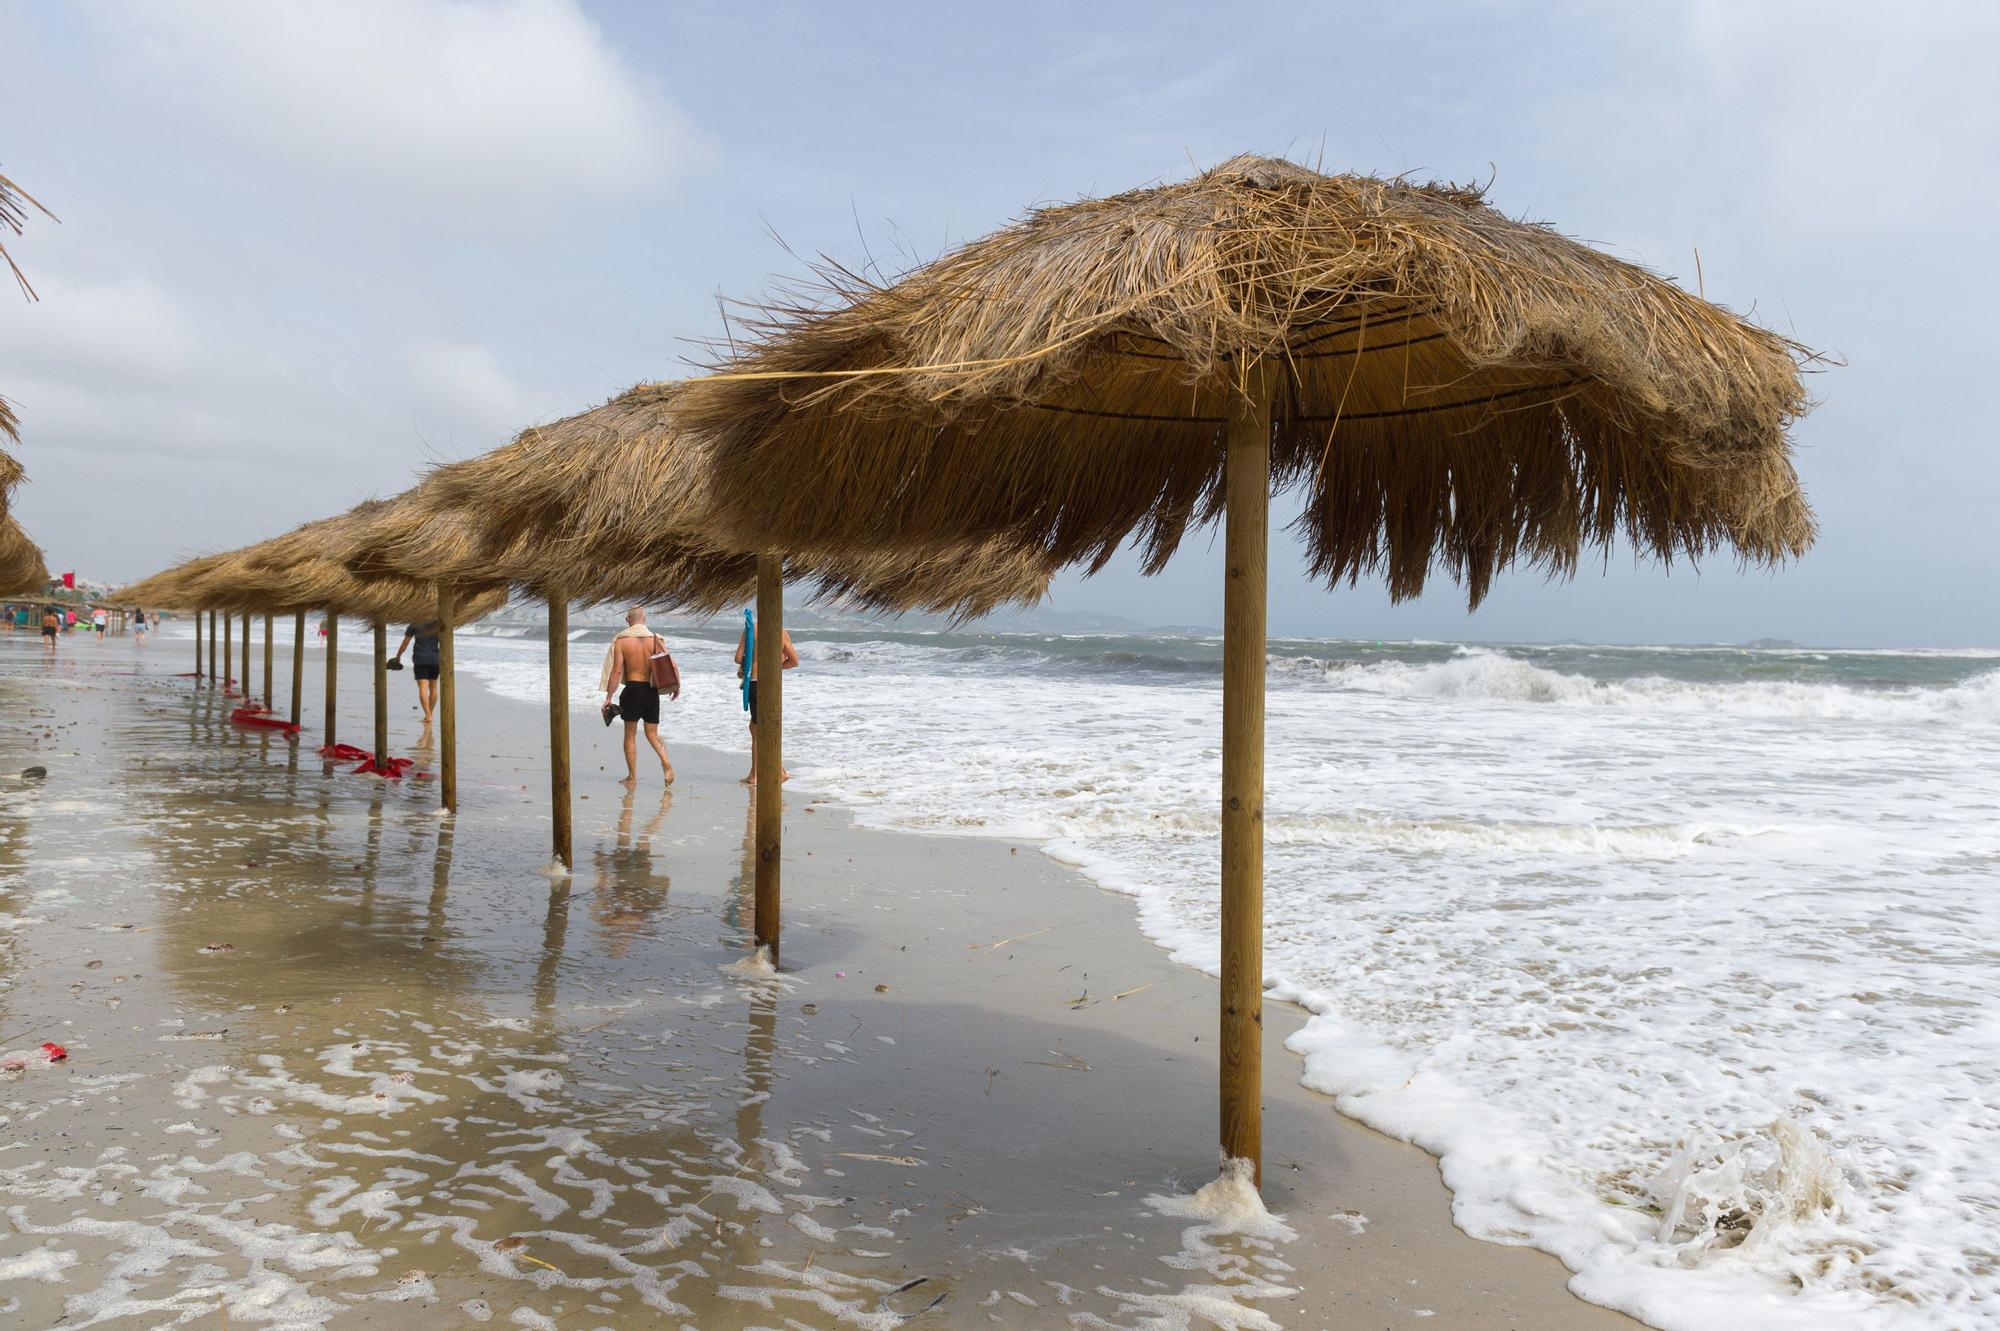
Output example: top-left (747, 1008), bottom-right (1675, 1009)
top-left (1, 170), bottom-right (56, 302)
top-left (0, 445), bottom-right (20, 523)
top-left (338, 384), bottom-right (1055, 621)
top-left (0, 513), bottom-right (47, 594)
top-left (675, 154), bottom-right (1816, 607)
top-left (1, 397), bottom-right (22, 523)
top-left (115, 554), bottom-right (232, 611)
top-left (117, 506), bottom-right (507, 624)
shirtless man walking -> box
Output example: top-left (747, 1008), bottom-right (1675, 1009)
top-left (599, 607), bottom-right (674, 787)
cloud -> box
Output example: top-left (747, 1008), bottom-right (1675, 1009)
top-left (94, 0), bottom-right (698, 219)
top-left (403, 341), bottom-right (545, 456)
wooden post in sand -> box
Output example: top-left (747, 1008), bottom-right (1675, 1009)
top-left (372, 622), bottom-right (389, 768)
top-left (262, 612), bottom-right (274, 709)
top-left (753, 554), bottom-right (783, 960)
top-left (221, 613), bottom-right (233, 694)
top-left (438, 587), bottom-right (457, 813)
top-left (238, 613), bottom-right (251, 702)
top-left (194, 608), bottom-right (204, 679)
top-left (1219, 370), bottom-right (1271, 1185)
top-left (289, 611), bottom-right (305, 729)
top-left (323, 614), bottom-right (338, 748)
top-left (206, 612), bottom-right (216, 686)
top-left (547, 595), bottom-right (572, 870)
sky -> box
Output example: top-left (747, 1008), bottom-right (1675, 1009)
top-left (2, 0), bottom-right (1993, 647)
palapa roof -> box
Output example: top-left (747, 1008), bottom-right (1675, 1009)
top-left (1, 396), bottom-right (21, 522)
top-left (1, 169), bottom-right (55, 302)
top-left (0, 513), bottom-right (47, 595)
top-left (337, 384), bottom-right (1055, 621)
top-left (117, 504), bottom-right (505, 624)
top-left (674, 154), bottom-right (1817, 606)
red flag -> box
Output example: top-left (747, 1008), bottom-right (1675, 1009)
top-left (61, 571), bottom-right (75, 588)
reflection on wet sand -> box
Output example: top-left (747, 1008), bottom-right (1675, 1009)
top-left (0, 634), bottom-right (1399, 1331)
top-left (590, 787), bottom-right (672, 959)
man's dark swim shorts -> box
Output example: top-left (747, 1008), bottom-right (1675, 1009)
top-left (618, 681), bottom-right (661, 724)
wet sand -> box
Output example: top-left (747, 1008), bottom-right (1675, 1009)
top-left (0, 629), bottom-right (1639, 1329)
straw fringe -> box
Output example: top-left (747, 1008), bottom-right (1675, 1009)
top-left (675, 155), bottom-right (1817, 606)
top-left (335, 384), bottom-right (1055, 621)
top-left (0, 513), bottom-right (47, 594)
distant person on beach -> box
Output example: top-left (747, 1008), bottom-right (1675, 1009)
top-left (390, 622), bottom-right (442, 722)
top-left (91, 607), bottom-right (107, 637)
top-left (133, 609), bottom-right (148, 645)
top-left (599, 607), bottom-right (674, 787)
top-left (40, 607), bottom-right (58, 653)
top-left (733, 611), bottom-right (798, 785)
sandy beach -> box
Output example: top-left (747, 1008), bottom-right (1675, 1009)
top-left (0, 627), bottom-right (1640, 1329)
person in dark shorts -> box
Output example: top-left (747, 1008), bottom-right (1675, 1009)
top-left (40, 606), bottom-right (58, 654)
top-left (391, 622), bottom-right (443, 722)
top-left (598, 607), bottom-right (674, 787)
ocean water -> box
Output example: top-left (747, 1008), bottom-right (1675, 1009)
top-left (452, 623), bottom-right (2000, 1330)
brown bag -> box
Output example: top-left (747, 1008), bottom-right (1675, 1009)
top-left (649, 635), bottom-right (681, 700)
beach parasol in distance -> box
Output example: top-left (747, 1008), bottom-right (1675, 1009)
top-left (672, 153), bottom-right (1818, 1185)
top-left (335, 382), bottom-right (1057, 890)
top-left (119, 508), bottom-right (503, 773)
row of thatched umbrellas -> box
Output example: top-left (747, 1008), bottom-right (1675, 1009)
top-left (114, 155), bottom-right (1815, 1187)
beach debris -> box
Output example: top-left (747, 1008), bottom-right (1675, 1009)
top-left (1329, 1209), bottom-right (1369, 1236)
top-left (974, 926), bottom-right (1050, 951)
top-left (1112, 983), bottom-right (1154, 1002)
top-left (159, 1029), bottom-right (229, 1042)
top-left (0, 1042), bottom-right (67, 1072)
top-left (874, 983), bottom-right (889, 993)
top-left (1066, 990), bottom-right (1094, 1009)
top-left (800, 1003), bottom-right (818, 1015)
top-left (16, 765), bottom-right (45, 781)
top-left (834, 971), bottom-right (846, 978)
top-left (1025, 1048), bottom-right (1092, 1073)
top-left (836, 1152), bottom-right (924, 1167)
top-left (197, 942), bottom-right (236, 954)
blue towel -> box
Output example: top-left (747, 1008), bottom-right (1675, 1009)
top-left (740, 608), bottom-right (755, 711)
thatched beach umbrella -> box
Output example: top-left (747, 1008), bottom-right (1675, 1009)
top-left (334, 386), bottom-right (1055, 914)
top-left (674, 155), bottom-right (1817, 1183)
top-left (118, 553), bottom-right (236, 683)
top-left (217, 506), bottom-right (503, 779)
top-left (0, 398), bottom-right (50, 595)
top-left (0, 513), bottom-right (46, 595)
top-left (122, 521), bottom-right (502, 775)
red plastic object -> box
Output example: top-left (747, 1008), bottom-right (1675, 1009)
top-left (355, 755), bottom-right (414, 779)
top-left (231, 707), bottom-right (301, 734)
top-left (320, 742), bottom-right (372, 761)
top-left (40, 1042), bottom-right (66, 1063)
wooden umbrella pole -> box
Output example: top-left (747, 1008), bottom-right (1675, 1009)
top-left (207, 612), bottom-right (217, 686)
top-left (289, 611), bottom-right (305, 728)
top-left (1219, 368), bottom-right (1272, 1186)
top-left (547, 595), bottom-right (572, 870)
top-left (194, 608), bottom-right (204, 679)
top-left (753, 553), bottom-right (783, 960)
top-left (262, 612), bottom-right (274, 708)
top-left (323, 614), bottom-right (338, 748)
top-left (372, 621), bottom-right (389, 767)
top-left (239, 613), bottom-right (251, 701)
top-left (222, 612), bottom-right (233, 694)
top-left (438, 587), bottom-right (457, 813)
